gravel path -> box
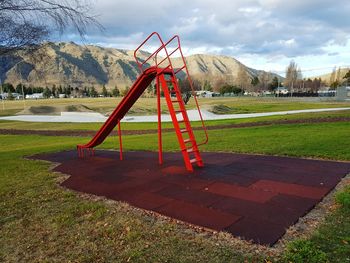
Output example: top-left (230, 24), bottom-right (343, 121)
top-left (0, 107), bottom-right (350, 123)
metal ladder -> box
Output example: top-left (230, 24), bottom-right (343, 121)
top-left (134, 32), bottom-right (208, 172)
top-left (158, 72), bottom-right (203, 171)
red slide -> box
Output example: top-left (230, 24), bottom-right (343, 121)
top-left (77, 66), bottom-right (158, 150)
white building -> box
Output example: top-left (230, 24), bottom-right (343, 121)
top-left (25, 93), bottom-right (44, 99)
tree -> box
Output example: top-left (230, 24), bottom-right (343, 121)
top-left (285, 60), bottom-right (299, 94)
top-left (259, 72), bottom-right (270, 91)
top-left (236, 66), bottom-right (251, 91)
top-left (7, 90), bottom-right (14, 100)
top-left (343, 70), bottom-right (350, 86)
top-left (89, 86), bottom-right (97, 97)
top-left (251, 76), bottom-right (260, 87)
top-left (268, 77), bottom-right (279, 92)
top-left (2, 83), bottom-right (14, 92)
top-left (101, 85), bottom-right (108, 97)
top-left (219, 84), bottom-right (242, 95)
top-left (121, 86), bottom-right (130, 96)
top-left (43, 87), bottom-right (51, 98)
top-left (147, 84), bottom-right (155, 95)
top-left (112, 86), bottom-right (120, 97)
top-left (329, 66), bottom-right (341, 89)
top-left (0, 0), bottom-right (101, 56)
top-left (178, 77), bottom-right (201, 104)
top-left (203, 80), bottom-right (212, 91)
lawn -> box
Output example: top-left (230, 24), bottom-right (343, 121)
top-left (1, 109), bottom-right (350, 131)
top-left (1, 119), bottom-right (350, 262)
top-left (1, 96), bottom-right (350, 116)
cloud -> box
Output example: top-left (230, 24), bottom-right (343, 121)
top-left (60, 0), bottom-right (350, 74)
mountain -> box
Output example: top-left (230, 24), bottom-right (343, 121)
top-left (313, 68), bottom-right (350, 85)
top-left (0, 42), bottom-right (281, 90)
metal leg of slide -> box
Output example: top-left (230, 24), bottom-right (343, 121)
top-left (156, 76), bottom-right (163, 165)
top-left (118, 119), bottom-right (123, 161)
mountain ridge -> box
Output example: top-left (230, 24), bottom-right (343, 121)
top-left (0, 42), bottom-right (282, 90)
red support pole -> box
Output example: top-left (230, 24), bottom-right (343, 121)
top-left (118, 119), bottom-right (123, 160)
top-left (156, 76), bottom-right (163, 165)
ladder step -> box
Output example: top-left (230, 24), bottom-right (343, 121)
top-left (171, 100), bottom-right (181, 103)
top-left (190, 158), bottom-right (198, 164)
top-left (184, 139), bottom-right (193, 143)
top-left (180, 129), bottom-right (188, 133)
top-left (186, 148), bottom-right (197, 153)
top-left (178, 119), bottom-right (185, 123)
top-left (175, 110), bottom-right (184, 113)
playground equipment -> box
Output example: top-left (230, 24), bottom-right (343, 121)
top-left (77, 32), bottom-right (208, 171)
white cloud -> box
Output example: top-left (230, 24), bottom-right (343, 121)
top-left (60, 0), bottom-right (350, 76)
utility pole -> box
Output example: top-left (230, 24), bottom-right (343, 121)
top-left (16, 61), bottom-right (26, 109)
top-left (0, 76), bottom-right (4, 110)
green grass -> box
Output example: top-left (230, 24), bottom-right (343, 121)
top-left (1, 96), bottom-right (349, 116)
top-left (1, 109), bottom-right (350, 131)
top-left (1, 120), bottom-right (350, 261)
top-left (0, 135), bottom-right (260, 262)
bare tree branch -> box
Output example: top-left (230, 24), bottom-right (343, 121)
top-left (0, 0), bottom-right (102, 56)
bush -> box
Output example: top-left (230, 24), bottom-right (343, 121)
top-left (283, 240), bottom-right (327, 263)
top-left (335, 186), bottom-right (350, 209)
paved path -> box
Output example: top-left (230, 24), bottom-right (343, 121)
top-left (0, 107), bottom-right (350, 123)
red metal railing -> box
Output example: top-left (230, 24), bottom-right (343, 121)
top-left (133, 32), bottom-right (208, 146)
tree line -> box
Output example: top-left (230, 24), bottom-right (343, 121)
top-left (0, 83), bottom-right (130, 99)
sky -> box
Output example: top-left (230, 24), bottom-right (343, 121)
top-left (59, 0), bottom-right (350, 77)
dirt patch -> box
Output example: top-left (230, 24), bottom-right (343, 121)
top-left (1, 116), bottom-right (350, 137)
top-left (16, 104), bottom-right (94, 115)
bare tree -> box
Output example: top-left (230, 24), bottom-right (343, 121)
top-left (0, 0), bottom-right (101, 56)
top-left (329, 66), bottom-right (336, 86)
top-left (236, 65), bottom-right (251, 91)
top-left (285, 60), bottom-right (298, 94)
top-left (258, 71), bottom-right (270, 91)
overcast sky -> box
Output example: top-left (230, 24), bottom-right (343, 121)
top-left (60, 0), bottom-right (350, 77)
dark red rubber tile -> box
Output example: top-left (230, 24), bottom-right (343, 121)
top-left (296, 174), bottom-right (343, 188)
top-left (206, 182), bottom-right (277, 203)
top-left (31, 150), bottom-right (350, 246)
top-left (123, 192), bottom-right (174, 210)
top-left (159, 175), bottom-right (213, 190)
top-left (225, 217), bottom-right (286, 246)
top-left (126, 180), bottom-right (171, 193)
top-left (210, 197), bottom-right (300, 226)
top-left (155, 200), bottom-right (241, 230)
top-left (251, 180), bottom-right (329, 200)
top-left (157, 185), bottom-right (224, 206)
top-left (267, 194), bottom-right (316, 214)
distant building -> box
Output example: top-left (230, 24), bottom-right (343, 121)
top-left (336, 86), bottom-right (350, 101)
top-left (195, 91), bottom-right (219, 98)
top-left (25, 93), bottom-right (44, 99)
top-left (0, 92), bottom-right (21, 99)
top-left (317, 87), bottom-right (336, 97)
top-left (275, 87), bottom-right (288, 95)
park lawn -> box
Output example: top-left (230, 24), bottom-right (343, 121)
top-left (1, 121), bottom-right (350, 262)
top-left (1, 109), bottom-right (350, 131)
top-left (1, 97), bottom-right (350, 116)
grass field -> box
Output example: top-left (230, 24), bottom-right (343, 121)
top-left (1, 108), bottom-right (350, 132)
top-left (1, 98), bottom-right (350, 262)
top-left (1, 96), bottom-right (350, 116)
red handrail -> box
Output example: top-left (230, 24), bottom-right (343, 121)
top-left (134, 32), bottom-right (208, 146)
top-left (154, 35), bottom-right (208, 146)
top-left (134, 32), bottom-right (165, 72)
